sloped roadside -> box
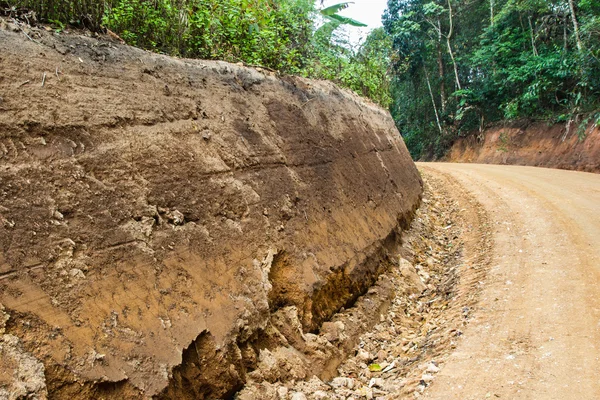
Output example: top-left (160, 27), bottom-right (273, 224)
top-left (0, 18), bottom-right (422, 398)
top-left (445, 122), bottom-right (600, 173)
top-left (237, 170), bottom-right (493, 399)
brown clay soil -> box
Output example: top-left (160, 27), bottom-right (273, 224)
top-left (446, 121), bottom-right (600, 173)
top-left (420, 163), bottom-right (600, 399)
top-left (0, 18), bottom-right (423, 399)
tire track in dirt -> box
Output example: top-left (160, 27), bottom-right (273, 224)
top-left (420, 163), bottom-right (600, 400)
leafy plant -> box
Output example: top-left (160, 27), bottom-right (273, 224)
top-left (319, 2), bottom-right (367, 27)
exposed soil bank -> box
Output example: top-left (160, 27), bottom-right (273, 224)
top-left (0, 20), bottom-right (421, 398)
top-left (445, 121), bottom-right (600, 173)
top-left (237, 170), bottom-right (493, 399)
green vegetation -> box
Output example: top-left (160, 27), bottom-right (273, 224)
top-left (4, 0), bottom-right (392, 106)
top-left (384, 0), bottom-right (600, 158)
top-left (4, 0), bottom-right (598, 158)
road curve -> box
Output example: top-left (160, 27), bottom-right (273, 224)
top-left (418, 163), bottom-right (600, 400)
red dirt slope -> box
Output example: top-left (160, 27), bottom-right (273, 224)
top-left (446, 121), bottom-right (600, 173)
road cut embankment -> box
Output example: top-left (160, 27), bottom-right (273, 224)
top-left (0, 21), bottom-right (422, 399)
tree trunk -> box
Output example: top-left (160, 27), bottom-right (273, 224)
top-left (424, 66), bottom-right (443, 135)
top-left (490, 0), bottom-right (495, 26)
top-left (528, 16), bottom-right (539, 56)
top-left (564, 13), bottom-right (568, 51)
top-left (567, 0), bottom-right (583, 52)
top-left (437, 17), bottom-right (446, 114)
top-left (446, 0), bottom-right (462, 90)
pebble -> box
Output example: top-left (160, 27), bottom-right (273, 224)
top-left (69, 268), bottom-right (86, 279)
top-left (331, 377), bottom-right (355, 389)
top-left (277, 386), bottom-right (288, 399)
top-left (356, 349), bottom-right (371, 362)
top-left (368, 378), bottom-right (385, 389)
top-left (312, 391), bottom-right (329, 400)
top-left (290, 393), bottom-right (307, 400)
top-left (426, 363), bottom-right (440, 373)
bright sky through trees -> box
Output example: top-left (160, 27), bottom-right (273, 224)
top-left (318, 0), bottom-right (388, 46)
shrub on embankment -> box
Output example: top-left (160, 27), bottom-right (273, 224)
top-left (1, 0), bottom-right (393, 107)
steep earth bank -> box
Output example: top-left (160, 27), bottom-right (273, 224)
top-left (445, 121), bottom-right (600, 173)
top-left (0, 20), bottom-right (422, 398)
top-left (237, 170), bottom-right (492, 399)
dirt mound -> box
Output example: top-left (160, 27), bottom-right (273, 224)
top-left (445, 121), bottom-right (600, 173)
top-left (0, 20), bottom-right (422, 398)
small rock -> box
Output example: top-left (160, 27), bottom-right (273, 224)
top-left (356, 349), bottom-right (371, 362)
top-left (399, 258), bottom-right (426, 293)
top-left (321, 320), bottom-right (346, 343)
top-left (381, 361), bottom-right (396, 373)
top-left (421, 373), bottom-right (435, 382)
top-left (277, 386), bottom-right (289, 399)
top-left (167, 210), bottom-right (185, 225)
top-left (426, 363), bottom-right (440, 373)
top-left (355, 387), bottom-right (374, 399)
top-left (291, 393), bottom-right (308, 400)
top-left (368, 378), bottom-right (385, 389)
top-left (0, 304), bottom-right (9, 334)
top-left (331, 377), bottom-right (355, 389)
top-left (69, 268), bottom-right (85, 280)
top-left (312, 391), bottom-right (329, 400)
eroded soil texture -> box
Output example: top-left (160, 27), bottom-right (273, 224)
top-left (0, 19), bottom-right (421, 399)
top-left (237, 171), bottom-right (492, 399)
top-left (446, 121), bottom-right (600, 173)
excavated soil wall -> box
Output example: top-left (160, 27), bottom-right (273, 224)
top-left (445, 121), bottom-right (600, 172)
top-left (0, 21), bottom-right (422, 399)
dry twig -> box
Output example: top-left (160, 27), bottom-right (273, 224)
top-left (11, 18), bottom-right (41, 45)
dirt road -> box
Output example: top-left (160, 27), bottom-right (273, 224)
top-left (420, 163), bottom-right (600, 399)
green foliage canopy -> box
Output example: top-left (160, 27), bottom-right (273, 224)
top-left (384, 0), bottom-right (600, 159)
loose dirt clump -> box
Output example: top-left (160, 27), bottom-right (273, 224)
top-left (236, 171), bottom-right (493, 399)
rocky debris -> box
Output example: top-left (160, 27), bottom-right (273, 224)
top-left (237, 171), bottom-right (493, 399)
top-left (0, 305), bottom-right (8, 334)
top-left (0, 306), bottom-right (48, 399)
top-left (399, 258), bottom-right (427, 294)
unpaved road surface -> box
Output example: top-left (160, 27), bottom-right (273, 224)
top-left (420, 163), bottom-right (600, 399)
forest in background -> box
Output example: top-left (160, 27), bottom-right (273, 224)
top-left (2, 0), bottom-right (599, 159)
top-left (384, 0), bottom-right (600, 158)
